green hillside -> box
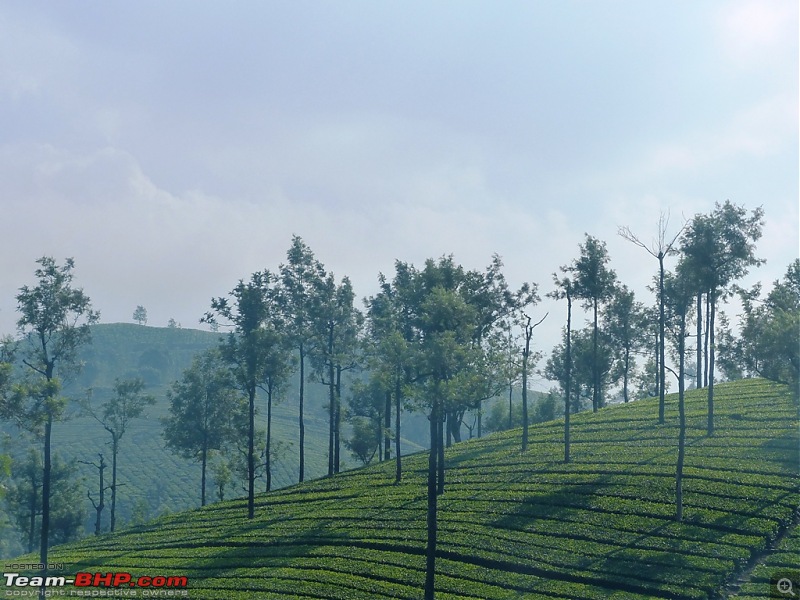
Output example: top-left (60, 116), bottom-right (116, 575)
top-left (2, 323), bottom-right (370, 548)
top-left (7, 378), bottom-right (798, 599)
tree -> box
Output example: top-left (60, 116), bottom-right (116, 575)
top-left (549, 272), bottom-right (574, 463)
top-left (619, 213), bottom-right (685, 422)
top-left (723, 260), bottom-right (799, 401)
top-left (385, 255), bottom-right (523, 600)
top-left (6, 449), bottom-right (85, 552)
top-left (162, 349), bottom-right (245, 506)
top-left (663, 260), bottom-right (696, 521)
top-left (311, 274), bottom-right (363, 476)
top-left (680, 201), bottom-right (764, 435)
top-left (4, 256), bottom-right (98, 576)
top-left (78, 453), bottom-right (107, 535)
top-left (279, 236), bottom-right (327, 484)
top-left (132, 305), bottom-right (148, 326)
top-left (204, 270), bottom-right (288, 518)
top-left (571, 235), bottom-right (617, 412)
top-left (603, 285), bottom-right (648, 402)
top-left (520, 313), bottom-right (546, 451)
top-left (84, 378), bottom-right (155, 531)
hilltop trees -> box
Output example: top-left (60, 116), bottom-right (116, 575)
top-left (132, 305), bottom-right (148, 326)
top-left (2, 257), bottom-right (98, 571)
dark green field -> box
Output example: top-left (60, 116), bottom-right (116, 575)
top-left (7, 378), bottom-right (798, 599)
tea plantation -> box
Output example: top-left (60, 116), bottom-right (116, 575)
top-left (6, 378), bottom-right (798, 599)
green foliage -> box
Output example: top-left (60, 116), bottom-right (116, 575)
top-left (723, 260), bottom-right (800, 400)
top-left (11, 378), bottom-right (796, 599)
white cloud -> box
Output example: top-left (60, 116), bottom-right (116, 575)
top-left (716, 0), bottom-right (797, 67)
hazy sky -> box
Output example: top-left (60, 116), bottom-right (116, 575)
top-left (1, 1), bottom-right (797, 390)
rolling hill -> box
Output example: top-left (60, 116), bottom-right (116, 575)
top-left (6, 378), bottom-right (798, 599)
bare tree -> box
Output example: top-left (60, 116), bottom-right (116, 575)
top-left (618, 213), bottom-right (685, 423)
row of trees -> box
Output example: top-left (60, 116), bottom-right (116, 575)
top-left (1, 201), bottom-right (795, 598)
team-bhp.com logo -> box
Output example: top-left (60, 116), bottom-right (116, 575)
top-left (3, 572), bottom-right (188, 597)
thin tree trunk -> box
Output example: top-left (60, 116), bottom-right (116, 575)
top-left (707, 293), bottom-right (716, 436)
top-left (111, 436), bottom-right (119, 531)
top-left (327, 347), bottom-right (335, 476)
top-left (28, 472), bottom-right (37, 553)
top-left (424, 399), bottom-right (439, 600)
top-left (40, 413), bottom-right (52, 583)
top-left (437, 409), bottom-right (445, 495)
top-left (564, 293), bottom-right (572, 464)
top-left (335, 366), bottom-right (342, 474)
top-left (299, 344), bottom-right (305, 483)
top-left (522, 317), bottom-right (531, 451)
top-left (696, 293), bottom-right (702, 389)
top-left (704, 293), bottom-right (710, 387)
top-left (508, 383), bottom-right (513, 430)
top-left (266, 386), bottom-right (273, 492)
top-left (658, 255), bottom-right (666, 423)
top-left (592, 299), bottom-right (599, 412)
top-left (677, 314), bottom-right (686, 521)
top-left (201, 441), bottom-right (207, 507)
top-left (384, 389), bottom-right (392, 462)
top-left (247, 385), bottom-right (256, 519)
top-left (395, 377), bottom-right (402, 483)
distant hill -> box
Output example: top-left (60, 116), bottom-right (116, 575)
top-left (0, 323), bottom-right (369, 555)
top-left (9, 378), bottom-right (798, 599)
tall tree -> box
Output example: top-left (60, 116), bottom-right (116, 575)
top-left (680, 201), bottom-right (764, 435)
top-left (312, 274), bottom-right (362, 476)
top-left (603, 285), bottom-right (647, 402)
top-left (571, 235), bottom-right (617, 412)
top-left (5, 257), bottom-right (98, 576)
top-left (162, 349), bottom-right (244, 506)
top-left (279, 236), bottom-right (326, 484)
top-left (84, 378), bottom-right (155, 531)
top-left (549, 272), bottom-right (574, 463)
top-left (521, 313), bottom-right (546, 452)
top-left (619, 213), bottom-right (685, 422)
top-left (204, 270), bottom-right (286, 518)
top-left (663, 260), bottom-right (696, 522)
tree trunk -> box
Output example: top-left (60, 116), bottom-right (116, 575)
top-left (696, 293), bottom-right (702, 389)
top-left (508, 383), bottom-right (513, 430)
top-left (592, 298), bottom-right (599, 412)
top-left (335, 366), bottom-right (342, 474)
top-left (95, 455), bottom-right (105, 535)
top-left (395, 377), bottom-right (402, 483)
top-left (564, 293), bottom-right (573, 464)
top-left (299, 343), bottom-right (305, 483)
top-left (247, 384), bottom-right (256, 519)
top-left (707, 293), bottom-right (716, 436)
top-left (384, 389), bottom-right (392, 462)
top-left (201, 441), bottom-right (207, 507)
top-left (437, 410), bottom-right (445, 495)
top-left (704, 293), bottom-right (711, 387)
top-left (111, 436), bottom-right (119, 531)
top-left (658, 254), bottom-right (666, 423)
top-left (522, 319), bottom-right (531, 451)
top-left (327, 351), bottom-right (335, 477)
top-left (266, 386), bottom-right (273, 492)
top-left (40, 411), bottom-right (52, 579)
top-left (424, 400), bottom-right (439, 600)
top-left (676, 313), bottom-right (687, 521)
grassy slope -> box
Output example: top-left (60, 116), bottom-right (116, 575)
top-left (9, 378), bottom-right (798, 600)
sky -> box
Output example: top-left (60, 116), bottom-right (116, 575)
top-left (1, 1), bottom-right (797, 392)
